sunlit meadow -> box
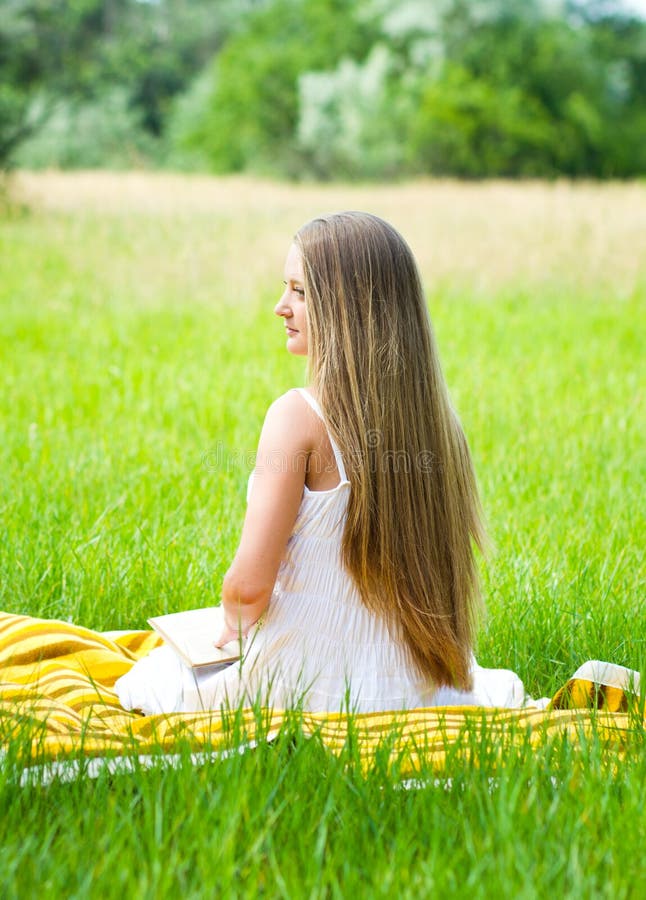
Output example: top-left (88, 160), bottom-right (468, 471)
top-left (0, 172), bottom-right (644, 898)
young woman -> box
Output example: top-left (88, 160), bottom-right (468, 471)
top-left (116, 211), bottom-right (532, 715)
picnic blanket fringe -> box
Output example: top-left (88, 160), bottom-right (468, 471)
top-left (1, 613), bottom-right (642, 776)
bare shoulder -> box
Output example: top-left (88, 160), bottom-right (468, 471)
top-left (262, 389), bottom-right (319, 450)
top-left (265, 390), bottom-right (320, 435)
top-left (267, 388), bottom-right (311, 417)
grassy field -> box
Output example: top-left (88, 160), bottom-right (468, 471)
top-left (1, 172), bottom-right (645, 898)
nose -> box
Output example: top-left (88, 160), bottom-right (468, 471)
top-left (274, 290), bottom-right (292, 318)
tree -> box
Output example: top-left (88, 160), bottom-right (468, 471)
top-left (180, 0), bottom-right (381, 174)
top-left (406, 0), bottom-right (646, 176)
top-left (0, 0), bottom-right (251, 170)
top-left (0, 0), bottom-right (118, 166)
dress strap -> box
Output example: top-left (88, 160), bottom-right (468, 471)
top-left (294, 388), bottom-right (348, 483)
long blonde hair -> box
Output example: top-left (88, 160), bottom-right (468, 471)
top-left (295, 211), bottom-right (486, 691)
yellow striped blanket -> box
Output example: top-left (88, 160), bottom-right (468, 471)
top-left (0, 613), bottom-right (641, 777)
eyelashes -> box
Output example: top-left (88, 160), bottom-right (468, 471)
top-left (283, 281), bottom-right (305, 297)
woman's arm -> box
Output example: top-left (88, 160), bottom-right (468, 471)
top-left (213, 391), bottom-right (312, 647)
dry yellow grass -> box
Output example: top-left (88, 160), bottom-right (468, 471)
top-left (11, 170), bottom-right (646, 308)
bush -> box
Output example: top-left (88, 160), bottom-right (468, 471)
top-left (177, 0), bottom-right (380, 176)
top-left (163, 69), bottom-right (216, 172)
top-left (15, 89), bottom-right (160, 170)
top-left (296, 45), bottom-right (406, 179)
top-left (407, 65), bottom-right (558, 178)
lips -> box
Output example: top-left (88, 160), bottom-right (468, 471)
top-left (286, 327), bottom-right (298, 335)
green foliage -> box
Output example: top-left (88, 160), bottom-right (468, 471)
top-left (163, 69), bottom-right (218, 172)
top-left (296, 45), bottom-right (406, 179)
top-left (408, 65), bottom-right (556, 177)
top-left (178, 0), bottom-right (381, 174)
top-left (0, 83), bottom-right (30, 164)
top-left (2, 0), bottom-right (646, 176)
top-left (176, 0), bottom-right (646, 179)
top-left (416, 0), bottom-right (646, 177)
top-left (0, 0), bottom-right (250, 170)
top-left (15, 89), bottom-right (160, 170)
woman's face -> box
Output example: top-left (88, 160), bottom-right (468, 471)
top-left (274, 243), bottom-right (308, 356)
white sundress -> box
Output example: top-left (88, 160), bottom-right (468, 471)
top-left (116, 388), bottom-right (535, 715)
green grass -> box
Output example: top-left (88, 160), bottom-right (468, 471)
top-left (0, 175), bottom-right (644, 898)
top-left (1, 726), bottom-right (644, 899)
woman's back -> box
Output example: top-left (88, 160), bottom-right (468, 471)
top-left (239, 389), bottom-right (438, 712)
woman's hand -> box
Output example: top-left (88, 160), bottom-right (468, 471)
top-left (213, 617), bottom-right (243, 649)
top-left (213, 604), bottom-right (264, 648)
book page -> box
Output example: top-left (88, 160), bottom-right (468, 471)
top-left (148, 606), bottom-right (242, 668)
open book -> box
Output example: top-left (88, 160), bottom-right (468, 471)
top-left (148, 606), bottom-right (242, 669)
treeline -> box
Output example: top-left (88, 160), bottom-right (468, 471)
top-left (3, 0), bottom-right (645, 178)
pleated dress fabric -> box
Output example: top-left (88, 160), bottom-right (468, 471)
top-left (116, 389), bottom-right (529, 715)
